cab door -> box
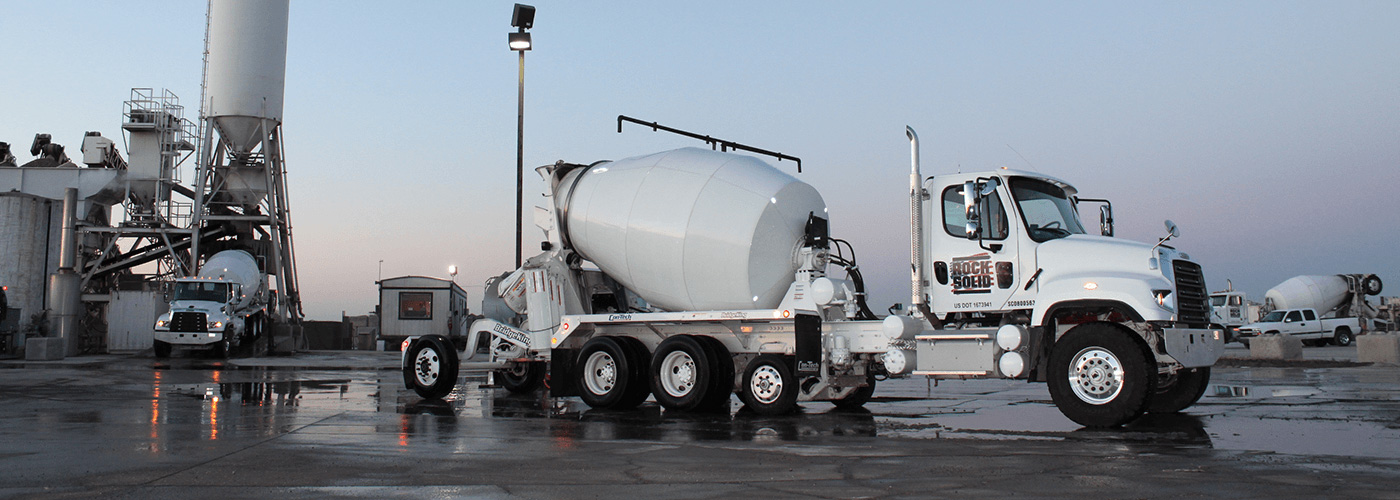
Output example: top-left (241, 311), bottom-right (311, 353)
top-left (925, 178), bottom-right (1020, 317)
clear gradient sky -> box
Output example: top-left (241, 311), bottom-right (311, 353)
top-left (3, 1), bottom-right (1397, 319)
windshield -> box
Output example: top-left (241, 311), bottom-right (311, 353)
top-left (173, 281), bottom-right (231, 303)
top-left (1260, 311), bottom-right (1285, 322)
top-left (1210, 296), bottom-right (1226, 307)
top-left (1009, 177), bottom-right (1086, 242)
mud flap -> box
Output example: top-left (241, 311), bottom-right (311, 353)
top-left (795, 314), bottom-right (822, 375)
top-left (550, 348), bottom-right (578, 397)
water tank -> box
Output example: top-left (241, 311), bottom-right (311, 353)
top-left (1264, 275), bottom-right (1350, 314)
top-left (198, 250), bottom-right (265, 311)
top-left (559, 148), bottom-right (826, 311)
top-left (205, 0), bottom-right (289, 154)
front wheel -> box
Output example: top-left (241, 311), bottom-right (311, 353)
top-left (740, 355), bottom-right (799, 415)
top-left (1147, 367), bottom-right (1210, 413)
top-left (403, 336), bottom-right (459, 399)
top-left (1332, 328), bottom-right (1353, 346)
top-left (1046, 323), bottom-right (1155, 427)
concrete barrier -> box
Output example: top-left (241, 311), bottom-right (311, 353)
top-left (25, 337), bottom-right (66, 361)
top-left (1358, 334), bottom-right (1400, 365)
top-left (1250, 334), bottom-right (1302, 360)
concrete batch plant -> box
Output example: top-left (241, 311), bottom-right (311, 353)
top-left (0, 0), bottom-right (303, 359)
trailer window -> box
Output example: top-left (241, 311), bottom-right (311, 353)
top-left (399, 292), bottom-right (433, 320)
top-left (941, 185), bottom-right (1008, 240)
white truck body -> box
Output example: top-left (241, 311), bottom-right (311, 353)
top-left (1236, 308), bottom-right (1362, 346)
top-left (153, 250), bottom-right (268, 356)
top-left (405, 129), bottom-right (1223, 427)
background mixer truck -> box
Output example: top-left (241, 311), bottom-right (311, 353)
top-left (153, 249), bottom-right (269, 358)
top-left (404, 126), bottom-right (1222, 427)
top-left (1235, 273), bottom-right (1383, 347)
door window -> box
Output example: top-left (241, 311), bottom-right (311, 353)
top-left (1303, 310), bottom-right (1316, 321)
top-left (942, 185), bottom-right (1008, 240)
top-left (1285, 310), bottom-right (1303, 322)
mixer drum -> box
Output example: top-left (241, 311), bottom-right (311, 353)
top-left (561, 148), bottom-right (826, 311)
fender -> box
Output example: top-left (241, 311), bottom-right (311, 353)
top-left (1026, 299), bottom-right (1144, 382)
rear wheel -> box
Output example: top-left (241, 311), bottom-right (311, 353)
top-left (740, 355), bottom-right (799, 415)
top-left (833, 371), bottom-right (877, 410)
top-left (650, 336), bottom-right (712, 411)
top-left (576, 336), bottom-right (646, 409)
top-left (404, 335), bottom-right (459, 399)
top-left (1332, 328), bottom-right (1353, 346)
top-left (497, 361), bottom-right (545, 394)
top-left (1046, 323), bottom-right (1155, 427)
top-left (153, 340), bottom-right (171, 358)
top-left (1147, 367), bottom-right (1210, 413)
top-left (693, 336), bottom-right (735, 410)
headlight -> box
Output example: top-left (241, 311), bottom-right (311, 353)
top-left (207, 320), bottom-right (224, 330)
top-left (156, 320), bottom-right (167, 327)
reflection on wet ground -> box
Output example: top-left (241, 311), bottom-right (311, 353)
top-left (8, 354), bottom-right (1395, 463)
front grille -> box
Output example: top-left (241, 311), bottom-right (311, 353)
top-left (171, 311), bottom-right (208, 332)
top-left (1172, 260), bottom-right (1209, 326)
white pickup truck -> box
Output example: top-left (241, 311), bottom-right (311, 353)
top-left (1235, 308), bottom-right (1359, 347)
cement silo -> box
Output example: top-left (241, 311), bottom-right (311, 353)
top-left (189, 0), bottom-right (304, 346)
top-left (204, 0), bottom-right (289, 155)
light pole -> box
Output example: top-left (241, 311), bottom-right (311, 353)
top-left (378, 259), bottom-right (383, 282)
top-left (510, 3), bottom-right (534, 269)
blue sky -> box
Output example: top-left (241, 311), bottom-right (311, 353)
top-left (3, 1), bottom-right (1397, 319)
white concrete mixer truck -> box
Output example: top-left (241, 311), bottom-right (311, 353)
top-left (153, 250), bottom-right (269, 358)
top-left (1235, 274), bottom-right (1383, 347)
top-left (403, 128), bottom-right (1222, 427)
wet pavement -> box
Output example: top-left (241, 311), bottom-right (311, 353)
top-left (1, 343), bottom-right (1398, 498)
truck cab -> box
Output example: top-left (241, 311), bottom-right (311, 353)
top-left (153, 278), bottom-right (244, 357)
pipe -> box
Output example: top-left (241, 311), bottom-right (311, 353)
top-left (906, 127), bottom-right (940, 328)
top-left (48, 187), bottom-right (81, 356)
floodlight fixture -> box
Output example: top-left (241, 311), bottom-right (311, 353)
top-left (511, 4), bottom-right (535, 29)
top-left (509, 31), bottom-right (532, 51)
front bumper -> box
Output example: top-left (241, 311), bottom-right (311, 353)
top-left (154, 330), bottom-right (225, 346)
top-left (1163, 327), bottom-right (1225, 368)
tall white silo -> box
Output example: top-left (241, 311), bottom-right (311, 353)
top-left (204, 0), bottom-right (289, 155)
top-left (190, 0), bottom-right (304, 336)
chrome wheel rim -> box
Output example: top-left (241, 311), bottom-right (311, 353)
top-left (1068, 347), bottom-right (1123, 405)
top-left (749, 365), bottom-right (784, 404)
top-left (414, 348), bottom-right (440, 387)
top-left (659, 351), bottom-right (697, 397)
top-left (583, 351), bottom-right (618, 396)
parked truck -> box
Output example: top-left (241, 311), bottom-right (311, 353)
top-left (404, 127), bottom-right (1222, 427)
top-left (1235, 274), bottom-right (1383, 347)
top-left (1210, 282), bottom-right (1261, 343)
top-left (153, 250), bottom-right (269, 357)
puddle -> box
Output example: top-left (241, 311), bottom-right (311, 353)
top-left (1209, 385), bottom-right (1322, 399)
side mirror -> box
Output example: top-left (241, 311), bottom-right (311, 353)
top-left (1098, 205), bottom-right (1114, 237)
top-left (963, 181), bottom-right (980, 240)
top-left (1164, 219), bottom-right (1179, 238)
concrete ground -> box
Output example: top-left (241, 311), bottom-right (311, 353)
top-left (1, 342), bottom-right (1397, 499)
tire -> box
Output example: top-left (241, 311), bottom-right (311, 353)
top-left (740, 355), bottom-right (800, 416)
top-left (1333, 328), bottom-right (1353, 347)
top-left (833, 371), bottom-right (877, 410)
top-left (213, 338), bottom-right (231, 359)
top-left (403, 335), bottom-right (459, 399)
top-left (1363, 274), bottom-right (1383, 295)
top-left (1147, 367), bottom-right (1210, 414)
top-left (693, 336), bottom-right (735, 410)
top-left (576, 337), bottom-right (646, 409)
top-left (1046, 323), bottom-right (1155, 427)
top-left (613, 337), bottom-right (654, 408)
top-left (650, 336), bottom-right (712, 411)
top-left (153, 340), bottom-right (171, 358)
top-left (497, 361), bottom-right (545, 394)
